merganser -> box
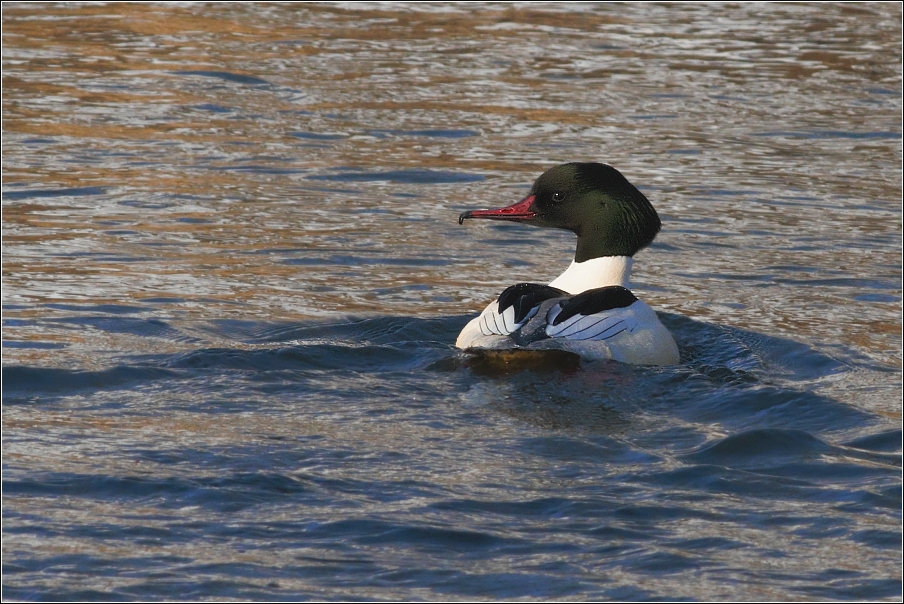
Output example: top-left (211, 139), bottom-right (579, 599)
top-left (457, 162), bottom-right (680, 365)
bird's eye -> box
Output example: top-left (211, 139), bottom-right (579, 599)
top-left (551, 192), bottom-right (565, 202)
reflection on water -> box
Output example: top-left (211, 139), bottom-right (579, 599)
top-left (2, 3), bottom-right (901, 601)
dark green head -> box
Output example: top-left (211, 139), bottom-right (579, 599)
top-left (459, 162), bottom-right (661, 262)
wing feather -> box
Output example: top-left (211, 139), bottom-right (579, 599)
top-left (544, 286), bottom-right (642, 341)
top-left (473, 283), bottom-right (569, 338)
top-left (548, 314), bottom-right (627, 340)
top-left (468, 284), bottom-right (644, 344)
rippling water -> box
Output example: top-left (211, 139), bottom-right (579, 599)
top-left (3, 3), bottom-right (901, 601)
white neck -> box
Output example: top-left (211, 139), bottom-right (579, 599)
top-left (547, 256), bottom-right (633, 294)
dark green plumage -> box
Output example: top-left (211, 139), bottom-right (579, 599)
top-left (526, 163), bottom-right (661, 261)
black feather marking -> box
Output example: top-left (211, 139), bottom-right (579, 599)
top-left (549, 286), bottom-right (638, 327)
top-left (496, 283), bottom-right (570, 325)
top-left (565, 318), bottom-right (625, 340)
top-left (488, 308), bottom-right (502, 334)
top-left (479, 316), bottom-right (492, 336)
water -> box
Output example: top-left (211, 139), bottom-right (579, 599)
top-left (2, 3), bottom-right (901, 600)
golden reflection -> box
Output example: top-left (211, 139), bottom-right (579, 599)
top-left (3, 2), bottom-right (901, 370)
top-left (2, 6), bottom-right (901, 600)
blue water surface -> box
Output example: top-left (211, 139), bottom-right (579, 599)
top-left (3, 2), bottom-right (900, 601)
top-left (3, 312), bottom-right (900, 601)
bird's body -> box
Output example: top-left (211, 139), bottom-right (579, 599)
top-left (457, 162), bottom-right (679, 366)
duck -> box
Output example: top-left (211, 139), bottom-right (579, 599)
top-left (456, 162), bottom-right (680, 366)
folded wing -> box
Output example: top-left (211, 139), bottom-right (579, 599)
top-left (477, 283), bottom-right (569, 336)
top-left (545, 286), bottom-right (639, 341)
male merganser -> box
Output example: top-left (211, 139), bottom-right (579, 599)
top-left (457, 162), bottom-right (680, 365)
